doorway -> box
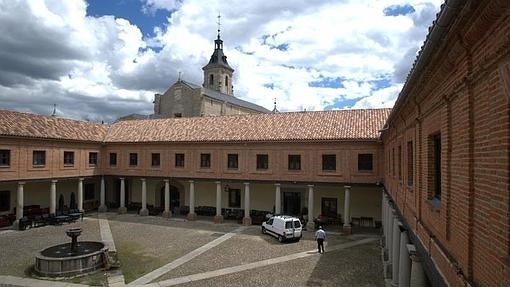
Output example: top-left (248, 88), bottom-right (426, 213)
top-left (159, 185), bottom-right (180, 209)
top-left (283, 192), bottom-right (301, 216)
top-left (321, 197), bottom-right (337, 217)
top-left (58, 194), bottom-right (65, 212)
top-left (70, 192), bottom-right (76, 209)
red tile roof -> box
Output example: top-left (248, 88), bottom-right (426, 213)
top-left (0, 108), bottom-right (391, 143)
top-left (106, 109), bottom-right (391, 143)
top-left (0, 109), bottom-right (108, 142)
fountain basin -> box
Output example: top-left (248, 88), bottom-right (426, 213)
top-left (34, 241), bottom-right (108, 278)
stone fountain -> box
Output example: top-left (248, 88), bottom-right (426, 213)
top-left (34, 228), bottom-right (108, 278)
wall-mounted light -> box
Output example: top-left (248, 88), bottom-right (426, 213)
top-left (224, 184), bottom-right (230, 192)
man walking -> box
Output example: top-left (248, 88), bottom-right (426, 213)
top-left (315, 226), bottom-right (326, 253)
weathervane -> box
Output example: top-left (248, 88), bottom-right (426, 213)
top-left (217, 12), bottom-right (221, 38)
top-left (51, 104), bottom-right (56, 117)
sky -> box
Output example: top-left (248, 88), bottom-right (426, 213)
top-left (0, 0), bottom-right (443, 122)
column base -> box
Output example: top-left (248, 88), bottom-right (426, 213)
top-left (242, 216), bottom-right (252, 225)
top-left (162, 210), bottom-right (172, 218)
top-left (118, 207), bottom-right (127, 214)
top-left (187, 213), bottom-right (197, 221)
top-left (98, 205), bottom-right (108, 213)
top-left (139, 208), bottom-right (149, 216)
top-left (343, 224), bottom-right (352, 235)
top-left (306, 221), bottom-right (315, 231)
top-left (213, 215), bottom-right (224, 224)
top-left (383, 262), bottom-right (393, 279)
top-left (12, 220), bottom-right (20, 231)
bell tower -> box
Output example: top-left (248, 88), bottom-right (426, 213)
top-left (202, 14), bottom-right (234, 95)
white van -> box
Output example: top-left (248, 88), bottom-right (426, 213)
top-left (261, 215), bottom-right (302, 242)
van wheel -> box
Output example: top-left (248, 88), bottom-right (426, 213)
top-left (278, 235), bottom-right (284, 243)
top-left (261, 227), bottom-right (266, 234)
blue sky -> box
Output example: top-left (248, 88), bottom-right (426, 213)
top-left (0, 0), bottom-right (443, 121)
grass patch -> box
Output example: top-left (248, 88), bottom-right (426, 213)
top-left (116, 240), bottom-right (163, 283)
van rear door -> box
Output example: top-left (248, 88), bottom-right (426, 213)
top-left (293, 220), bottom-right (302, 237)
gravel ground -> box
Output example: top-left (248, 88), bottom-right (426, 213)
top-left (164, 239), bottom-right (383, 287)
top-left (155, 226), bottom-right (354, 282)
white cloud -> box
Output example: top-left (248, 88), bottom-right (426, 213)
top-left (0, 0), bottom-right (443, 121)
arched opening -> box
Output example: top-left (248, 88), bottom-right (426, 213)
top-left (209, 74), bottom-right (214, 86)
top-left (225, 75), bottom-right (228, 87)
top-left (58, 194), bottom-right (65, 212)
top-left (70, 192), bottom-right (76, 209)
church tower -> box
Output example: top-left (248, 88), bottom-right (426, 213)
top-left (202, 15), bottom-right (234, 95)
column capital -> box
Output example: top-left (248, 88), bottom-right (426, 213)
top-left (344, 185), bottom-right (351, 189)
top-left (141, 178), bottom-right (146, 182)
top-left (215, 180), bottom-right (221, 184)
top-left (244, 182), bottom-right (250, 186)
top-left (274, 183), bottom-right (281, 187)
top-left (189, 179), bottom-right (194, 184)
top-left (78, 177), bottom-right (85, 181)
top-left (164, 179), bottom-right (170, 183)
top-left (51, 179), bottom-right (58, 184)
top-left (307, 184), bottom-right (314, 188)
top-left (119, 177), bottom-right (125, 181)
top-left (18, 181), bottom-right (26, 186)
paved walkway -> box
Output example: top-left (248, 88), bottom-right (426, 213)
top-left (129, 226), bottom-right (247, 286)
top-left (0, 275), bottom-right (88, 287)
top-left (99, 217), bottom-right (126, 287)
top-left (145, 237), bottom-right (377, 287)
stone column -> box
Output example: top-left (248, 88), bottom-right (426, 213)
top-left (408, 244), bottom-right (428, 287)
top-left (98, 176), bottom-right (107, 212)
top-left (50, 180), bottom-right (57, 214)
top-left (14, 182), bottom-right (25, 228)
top-left (343, 185), bottom-right (352, 234)
top-left (242, 182), bottom-right (252, 225)
top-left (162, 179), bottom-right (171, 218)
top-left (306, 184), bottom-right (315, 230)
top-left (214, 181), bottom-right (223, 223)
top-left (118, 178), bottom-right (127, 214)
top-left (77, 178), bottom-right (84, 212)
top-left (398, 231), bottom-right (411, 287)
top-left (391, 219), bottom-right (402, 286)
top-left (139, 178), bottom-right (148, 216)
top-left (187, 180), bottom-right (196, 220)
top-left (274, 183), bottom-right (281, 214)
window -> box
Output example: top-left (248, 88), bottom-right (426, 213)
top-left (84, 183), bottom-right (95, 200)
top-left (174, 113), bottom-right (182, 118)
top-left (0, 150), bottom-right (10, 166)
top-left (322, 154), bottom-right (336, 171)
top-left (407, 141), bottom-right (414, 186)
top-left (256, 154), bottom-right (268, 170)
top-left (89, 152), bottom-right (98, 166)
top-left (225, 75), bottom-right (228, 87)
top-left (429, 134), bottom-right (442, 200)
top-left (175, 153), bottom-right (185, 168)
top-left (398, 146), bottom-right (402, 180)
top-left (200, 153), bottom-right (211, 168)
top-left (33, 150), bottom-right (46, 166)
top-left (151, 153), bottom-right (160, 167)
top-left (0, 190), bottom-right (9, 211)
top-left (64, 151), bottom-right (74, 165)
top-left (129, 153), bottom-right (138, 166)
top-left (358, 153), bottom-right (373, 171)
top-left (228, 188), bottom-right (241, 207)
top-left (209, 74), bottom-right (214, 85)
top-left (227, 154), bottom-right (238, 169)
top-left (392, 148), bottom-right (395, 176)
top-left (288, 154), bottom-right (301, 170)
top-left (109, 153), bottom-right (117, 166)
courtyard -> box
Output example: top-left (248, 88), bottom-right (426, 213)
top-left (0, 212), bottom-right (383, 287)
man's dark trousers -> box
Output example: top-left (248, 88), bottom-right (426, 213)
top-left (317, 238), bottom-right (325, 253)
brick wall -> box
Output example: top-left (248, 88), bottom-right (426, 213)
top-left (382, 1), bottom-right (510, 286)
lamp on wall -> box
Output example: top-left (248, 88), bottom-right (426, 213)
top-left (224, 184), bottom-right (230, 192)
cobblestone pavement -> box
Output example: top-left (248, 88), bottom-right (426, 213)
top-left (0, 212), bottom-right (383, 287)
